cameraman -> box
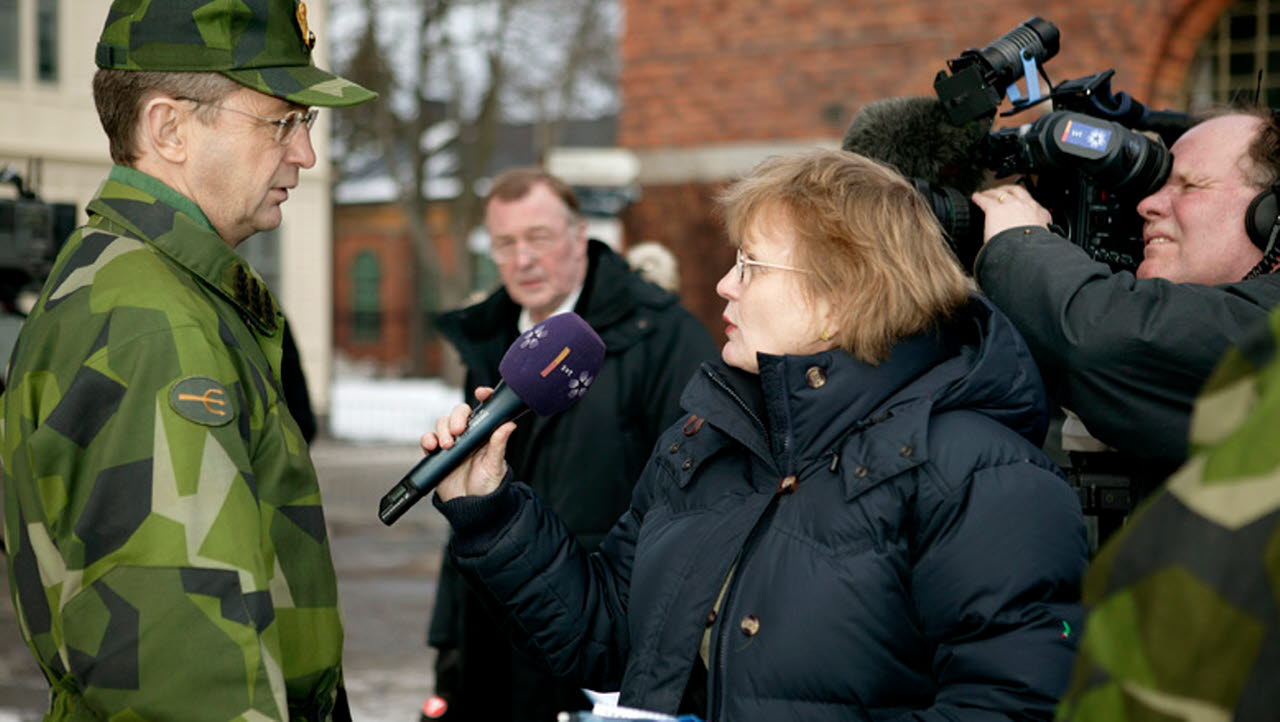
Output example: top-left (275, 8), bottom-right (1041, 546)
top-left (972, 109), bottom-right (1280, 500)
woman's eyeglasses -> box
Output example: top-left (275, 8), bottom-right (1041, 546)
top-left (734, 248), bottom-right (810, 283)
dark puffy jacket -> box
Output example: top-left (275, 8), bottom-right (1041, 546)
top-left (439, 296), bottom-right (1088, 722)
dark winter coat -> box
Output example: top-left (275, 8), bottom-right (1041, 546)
top-left (976, 225), bottom-right (1280, 469)
top-left (437, 296), bottom-right (1089, 722)
top-left (429, 240), bottom-right (718, 720)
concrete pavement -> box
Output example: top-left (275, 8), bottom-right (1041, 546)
top-left (0, 436), bottom-right (450, 722)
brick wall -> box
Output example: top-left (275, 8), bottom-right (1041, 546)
top-left (620, 0), bottom-right (1225, 149)
top-left (622, 181), bottom-right (732, 342)
top-left (335, 0), bottom-right (1238, 369)
top-left (618, 0), bottom-right (1236, 335)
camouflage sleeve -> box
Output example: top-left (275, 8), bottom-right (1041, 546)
top-left (1058, 312), bottom-right (1280, 719)
top-left (8, 314), bottom-right (292, 721)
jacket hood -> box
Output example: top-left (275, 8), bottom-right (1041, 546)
top-left (905, 294), bottom-right (1050, 443)
top-left (685, 295), bottom-right (1049, 474)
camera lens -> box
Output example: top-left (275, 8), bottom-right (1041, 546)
top-left (1109, 132), bottom-right (1172, 197)
top-left (912, 179), bottom-right (985, 270)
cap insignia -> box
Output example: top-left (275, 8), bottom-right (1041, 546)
top-left (296, 1), bottom-right (317, 52)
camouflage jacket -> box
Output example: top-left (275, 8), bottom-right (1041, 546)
top-left (1, 166), bottom-right (344, 722)
top-left (1058, 309), bottom-right (1280, 719)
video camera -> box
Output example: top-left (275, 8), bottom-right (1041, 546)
top-left (0, 165), bottom-right (73, 310)
top-left (921, 17), bottom-right (1191, 272)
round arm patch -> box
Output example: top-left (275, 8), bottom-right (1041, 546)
top-left (169, 377), bottom-right (237, 426)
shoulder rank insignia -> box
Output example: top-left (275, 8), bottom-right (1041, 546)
top-left (231, 264), bottom-right (279, 334)
top-left (170, 377), bottom-right (236, 426)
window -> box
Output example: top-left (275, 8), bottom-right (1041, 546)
top-left (1186, 0), bottom-right (1280, 109)
top-left (0, 0), bottom-right (17, 80)
top-left (36, 0), bottom-right (56, 82)
top-left (0, 0), bottom-right (59, 83)
top-left (352, 251), bottom-right (382, 341)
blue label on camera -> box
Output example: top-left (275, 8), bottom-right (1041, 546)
top-left (1060, 119), bottom-right (1112, 152)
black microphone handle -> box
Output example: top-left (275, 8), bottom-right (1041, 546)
top-left (378, 383), bottom-right (527, 526)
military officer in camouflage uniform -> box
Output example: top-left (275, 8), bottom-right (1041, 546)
top-left (1058, 309), bottom-right (1280, 718)
top-left (0, 2), bottom-right (374, 720)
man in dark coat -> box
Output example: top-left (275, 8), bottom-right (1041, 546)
top-left (425, 168), bottom-right (717, 721)
top-left (971, 111), bottom-right (1280, 510)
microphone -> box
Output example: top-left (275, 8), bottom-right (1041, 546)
top-left (841, 95), bottom-right (992, 194)
top-left (842, 96), bottom-right (994, 269)
top-left (378, 312), bottom-right (606, 525)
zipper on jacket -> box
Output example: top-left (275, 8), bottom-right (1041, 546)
top-left (699, 364), bottom-right (792, 721)
top-left (702, 366), bottom-right (768, 438)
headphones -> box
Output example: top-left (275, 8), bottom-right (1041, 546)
top-left (1246, 108), bottom-right (1280, 258)
top-left (1246, 183), bottom-right (1280, 255)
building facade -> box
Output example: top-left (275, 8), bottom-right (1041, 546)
top-left (329, 0), bottom-right (1277, 371)
top-left (0, 0), bottom-right (340, 414)
top-left (332, 200), bottom-right (462, 377)
top-left (618, 0), bottom-right (1265, 335)
top-left (331, 117), bottom-right (620, 376)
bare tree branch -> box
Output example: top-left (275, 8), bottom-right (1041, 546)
top-left (332, 0), bottom-right (618, 375)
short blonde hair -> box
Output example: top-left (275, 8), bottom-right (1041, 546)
top-left (718, 149), bottom-right (972, 364)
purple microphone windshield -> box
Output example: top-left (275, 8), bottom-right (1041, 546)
top-left (498, 312), bottom-right (606, 416)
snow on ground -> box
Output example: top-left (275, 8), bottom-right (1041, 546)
top-left (329, 377), bottom-right (462, 443)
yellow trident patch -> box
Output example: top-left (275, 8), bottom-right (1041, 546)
top-left (296, 1), bottom-right (317, 52)
top-left (170, 377), bottom-right (237, 427)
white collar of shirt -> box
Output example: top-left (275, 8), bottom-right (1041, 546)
top-left (517, 284), bottom-right (584, 333)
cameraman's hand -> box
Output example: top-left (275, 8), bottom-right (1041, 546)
top-left (972, 184), bottom-right (1052, 244)
top-left (421, 386), bottom-right (515, 502)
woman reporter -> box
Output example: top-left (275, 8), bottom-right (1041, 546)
top-left (425, 149), bottom-right (1087, 721)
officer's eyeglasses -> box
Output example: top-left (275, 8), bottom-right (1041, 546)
top-left (733, 248), bottom-right (810, 284)
top-left (177, 97), bottom-right (318, 146)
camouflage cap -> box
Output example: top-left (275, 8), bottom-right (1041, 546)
top-left (96, 0), bottom-right (376, 108)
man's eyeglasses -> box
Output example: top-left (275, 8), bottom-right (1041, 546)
top-left (177, 97), bottom-right (318, 146)
top-left (733, 248), bottom-right (810, 284)
top-left (491, 228), bottom-right (567, 262)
